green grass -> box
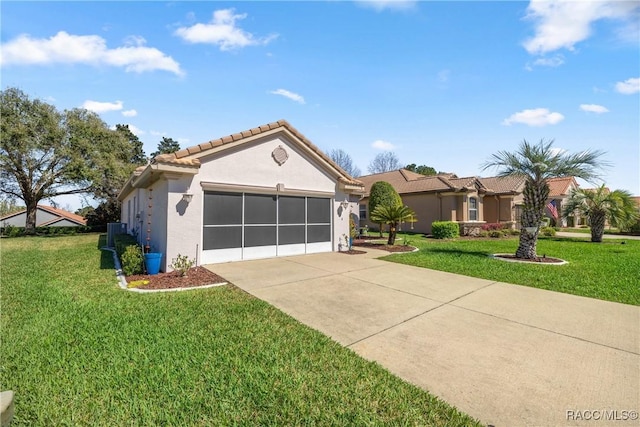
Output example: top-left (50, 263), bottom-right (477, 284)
top-left (1, 234), bottom-right (480, 426)
top-left (387, 234), bottom-right (640, 305)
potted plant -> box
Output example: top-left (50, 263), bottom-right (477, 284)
top-left (143, 189), bottom-right (162, 275)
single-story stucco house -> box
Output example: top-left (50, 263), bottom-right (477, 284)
top-left (358, 170), bottom-right (580, 234)
top-left (0, 205), bottom-right (87, 228)
top-left (117, 120), bottom-right (364, 272)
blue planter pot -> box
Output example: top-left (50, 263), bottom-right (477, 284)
top-left (144, 252), bottom-right (162, 275)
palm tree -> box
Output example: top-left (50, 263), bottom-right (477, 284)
top-left (562, 185), bottom-right (638, 242)
top-left (483, 139), bottom-right (606, 259)
top-left (370, 204), bottom-right (416, 245)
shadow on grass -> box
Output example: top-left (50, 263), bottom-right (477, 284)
top-left (97, 234), bottom-right (115, 270)
top-left (422, 247), bottom-right (491, 258)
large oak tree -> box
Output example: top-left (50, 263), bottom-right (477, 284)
top-left (1, 87), bottom-right (144, 233)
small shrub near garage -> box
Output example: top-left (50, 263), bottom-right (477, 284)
top-left (121, 245), bottom-right (144, 276)
top-left (431, 221), bottom-right (460, 239)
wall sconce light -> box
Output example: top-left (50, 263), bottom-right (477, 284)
top-left (182, 193), bottom-right (194, 203)
top-left (340, 198), bottom-right (349, 210)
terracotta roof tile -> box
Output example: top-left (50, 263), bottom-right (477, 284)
top-left (478, 176), bottom-right (526, 194)
top-left (547, 176), bottom-right (578, 197)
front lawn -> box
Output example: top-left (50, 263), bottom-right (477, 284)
top-left (0, 234), bottom-right (479, 426)
top-left (386, 234), bottom-right (640, 305)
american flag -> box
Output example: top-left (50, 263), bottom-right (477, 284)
top-left (547, 200), bottom-right (558, 219)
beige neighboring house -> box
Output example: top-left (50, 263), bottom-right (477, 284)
top-left (358, 169), bottom-right (487, 235)
top-left (546, 176), bottom-right (580, 226)
top-left (358, 171), bottom-right (580, 234)
top-left (0, 205), bottom-right (87, 228)
top-left (117, 120), bottom-right (364, 272)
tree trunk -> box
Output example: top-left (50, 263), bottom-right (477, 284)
top-left (387, 224), bottom-right (397, 245)
top-left (24, 199), bottom-right (38, 235)
top-left (590, 212), bottom-right (606, 242)
top-left (516, 229), bottom-right (539, 258)
top-left (378, 223), bottom-right (383, 238)
top-left (516, 179), bottom-right (549, 259)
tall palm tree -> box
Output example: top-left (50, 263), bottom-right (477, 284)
top-left (483, 139), bottom-right (606, 259)
top-left (370, 204), bottom-right (416, 245)
top-left (562, 185), bottom-right (638, 242)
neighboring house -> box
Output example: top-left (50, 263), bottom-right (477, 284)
top-left (358, 169), bottom-right (487, 235)
top-left (546, 176), bottom-right (580, 226)
top-left (358, 171), bottom-right (580, 234)
top-left (0, 205), bottom-right (87, 228)
top-left (478, 176), bottom-right (526, 227)
top-left (117, 120), bottom-right (364, 271)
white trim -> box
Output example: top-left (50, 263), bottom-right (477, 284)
top-left (200, 181), bottom-right (334, 197)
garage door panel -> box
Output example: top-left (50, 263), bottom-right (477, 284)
top-left (203, 226), bottom-right (242, 250)
top-left (279, 225), bottom-right (305, 245)
top-left (307, 197), bottom-right (330, 223)
top-left (245, 194), bottom-right (276, 224)
top-left (279, 196), bottom-right (305, 224)
top-left (245, 226), bottom-right (277, 247)
top-left (307, 224), bottom-right (331, 243)
top-left (204, 192), bottom-right (242, 225)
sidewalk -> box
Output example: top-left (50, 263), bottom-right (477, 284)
top-left (209, 250), bottom-right (640, 426)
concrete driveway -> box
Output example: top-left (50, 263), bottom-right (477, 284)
top-left (208, 249), bottom-right (640, 427)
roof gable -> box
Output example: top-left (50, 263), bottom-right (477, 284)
top-left (154, 120), bottom-right (362, 188)
top-left (0, 205), bottom-right (86, 226)
top-left (546, 176), bottom-right (579, 197)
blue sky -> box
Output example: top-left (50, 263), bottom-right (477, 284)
top-left (2, 1), bottom-right (639, 210)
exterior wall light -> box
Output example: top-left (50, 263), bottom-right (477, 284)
top-left (182, 193), bottom-right (194, 203)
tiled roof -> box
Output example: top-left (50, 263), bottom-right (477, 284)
top-left (358, 169), bottom-right (479, 197)
top-left (547, 176), bottom-right (578, 197)
top-left (478, 176), bottom-right (526, 194)
top-left (151, 119), bottom-right (361, 187)
top-left (0, 205), bottom-right (87, 226)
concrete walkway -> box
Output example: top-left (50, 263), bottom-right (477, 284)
top-left (556, 231), bottom-right (640, 240)
top-left (208, 250), bottom-right (640, 427)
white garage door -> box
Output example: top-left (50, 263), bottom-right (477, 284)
top-left (201, 191), bottom-right (332, 263)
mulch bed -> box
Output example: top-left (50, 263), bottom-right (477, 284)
top-left (352, 241), bottom-right (416, 253)
top-left (339, 249), bottom-right (368, 255)
top-left (493, 254), bottom-right (565, 264)
top-left (126, 266), bottom-right (227, 290)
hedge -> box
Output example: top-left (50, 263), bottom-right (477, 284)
top-left (0, 225), bottom-right (105, 237)
top-left (431, 221), bottom-right (460, 239)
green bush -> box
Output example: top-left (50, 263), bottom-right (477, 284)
top-left (541, 226), bottom-right (556, 237)
top-left (121, 245), bottom-right (144, 276)
top-left (170, 254), bottom-right (195, 277)
top-left (0, 225), bottom-right (101, 237)
top-left (114, 234), bottom-right (140, 258)
top-left (488, 230), bottom-right (504, 238)
top-left (431, 221), bottom-right (460, 239)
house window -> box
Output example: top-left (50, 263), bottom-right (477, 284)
top-left (359, 204), bottom-right (367, 220)
top-left (469, 197), bottom-right (478, 221)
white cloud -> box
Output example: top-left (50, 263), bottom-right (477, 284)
top-left (150, 130), bottom-right (166, 136)
top-left (549, 147), bottom-right (566, 157)
top-left (372, 140), bottom-right (396, 150)
top-left (122, 109), bottom-right (137, 117)
top-left (502, 108), bottom-right (565, 127)
top-left (531, 54), bottom-right (565, 68)
top-left (82, 100), bottom-right (123, 113)
top-left (437, 69), bottom-right (450, 83)
top-left (523, 0), bottom-right (640, 55)
top-left (579, 104), bottom-right (609, 114)
top-left (0, 31), bottom-right (184, 76)
top-left (615, 77), bottom-right (640, 94)
top-left (269, 89), bottom-right (305, 104)
top-left (174, 9), bottom-right (277, 51)
top-left (356, 0), bottom-right (417, 12)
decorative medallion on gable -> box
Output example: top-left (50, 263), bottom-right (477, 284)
top-left (272, 145), bottom-right (289, 166)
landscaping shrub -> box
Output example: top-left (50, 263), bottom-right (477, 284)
top-left (481, 223), bottom-right (505, 231)
top-left (170, 254), bottom-right (195, 277)
top-left (0, 225), bottom-right (100, 237)
top-left (488, 230), bottom-right (504, 238)
top-left (541, 226), bottom-right (556, 237)
top-left (431, 221), bottom-right (459, 239)
top-left (114, 234), bottom-right (140, 258)
top-left (121, 245), bottom-right (144, 276)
